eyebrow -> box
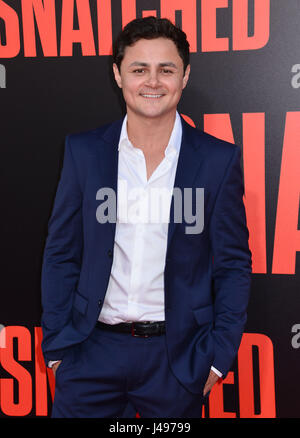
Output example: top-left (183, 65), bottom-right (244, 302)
top-left (129, 62), bottom-right (178, 69)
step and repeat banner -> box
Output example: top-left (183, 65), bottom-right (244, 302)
top-left (0, 0), bottom-right (299, 418)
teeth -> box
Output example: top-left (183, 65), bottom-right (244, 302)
top-left (141, 94), bottom-right (163, 98)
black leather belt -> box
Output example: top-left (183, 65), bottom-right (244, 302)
top-left (96, 320), bottom-right (166, 337)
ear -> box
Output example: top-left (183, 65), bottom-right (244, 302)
top-left (113, 63), bottom-right (122, 88)
top-left (182, 64), bottom-right (190, 90)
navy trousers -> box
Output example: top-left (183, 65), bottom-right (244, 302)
top-left (51, 324), bottom-right (205, 418)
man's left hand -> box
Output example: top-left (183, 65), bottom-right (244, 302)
top-left (203, 369), bottom-right (220, 396)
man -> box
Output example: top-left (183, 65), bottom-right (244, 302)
top-left (41, 17), bottom-right (252, 418)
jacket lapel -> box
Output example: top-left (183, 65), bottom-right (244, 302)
top-left (166, 117), bottom-right (206, 253)
top-left (98, 118), bottom-right (123, 239)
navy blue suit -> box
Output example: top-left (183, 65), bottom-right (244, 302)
top-left (41, 116), bottom-right (252, 416)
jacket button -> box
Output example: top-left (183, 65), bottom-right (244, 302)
top-left (98, 300), bottom-right (102, 307)
top-left (108, 249), bottom-right (113, 258)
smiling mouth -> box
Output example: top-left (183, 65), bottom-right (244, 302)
top-left (140, 94), bottom-right (164, 98)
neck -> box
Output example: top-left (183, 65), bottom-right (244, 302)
top-left (126, 110), bottom-right (177, 151)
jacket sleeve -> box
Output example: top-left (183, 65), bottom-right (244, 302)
top-left (41, 135), bottom-right (83, 363)
top-left (209, 145), bottom-right (252, 377)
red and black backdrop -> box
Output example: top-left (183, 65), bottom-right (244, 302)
top-left (0, 0), bottom-right (299, 418)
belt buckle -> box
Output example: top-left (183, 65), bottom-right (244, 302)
top-left (131, 322), bottom-right (149, 338)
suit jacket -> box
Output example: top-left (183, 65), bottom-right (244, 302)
top-left (41, 115), bottom-right (252, 395)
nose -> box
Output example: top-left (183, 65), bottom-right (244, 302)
top-left (145, 70), bottom-right (160, 88)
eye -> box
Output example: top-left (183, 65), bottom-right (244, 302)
top-left (161, 69), bottom-right (173, 74)
top-left (133, 69), bottom-right (145, 74)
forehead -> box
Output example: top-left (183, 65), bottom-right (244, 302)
top-left (122, 37), bottom-right (183, 66)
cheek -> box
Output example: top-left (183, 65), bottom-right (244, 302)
top-left (122, 77), bottom-right (142, 94)
top-left (164, 77), bottom-right (184, 93)
top-left (169, 84), bottom-right (183, 98)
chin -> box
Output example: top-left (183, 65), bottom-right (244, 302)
top-left (137, 106), bottom-right (173, 119)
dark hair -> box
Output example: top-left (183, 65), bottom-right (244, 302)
top-left (113, 16), bottom-right (190, 73)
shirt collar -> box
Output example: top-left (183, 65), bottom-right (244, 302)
top-left (118, 111), bottom-right (182, 158)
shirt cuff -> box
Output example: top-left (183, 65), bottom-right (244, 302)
top-left (211, 366), bottom-right (223, 378)
top-left (48, 360), bottom-right (60, 368)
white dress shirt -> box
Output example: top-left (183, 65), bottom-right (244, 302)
top-left (50, 111), bottom-right (222, 377)
top-left (98, 111), bottom-right (182, 324)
